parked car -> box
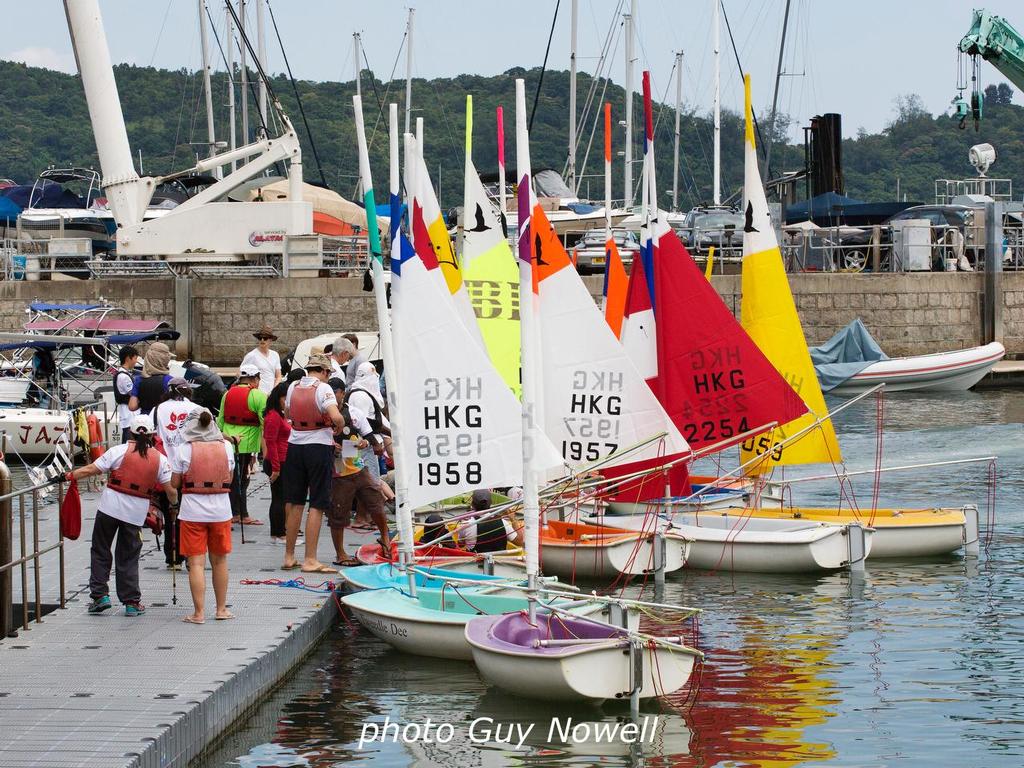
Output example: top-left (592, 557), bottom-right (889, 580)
top-left (571, 229), bottom-right (640, 274)
top-left (678, 208), bottom-right (744, 257)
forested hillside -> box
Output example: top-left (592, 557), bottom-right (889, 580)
top-left (2, 59), bottom-right (1023, 210)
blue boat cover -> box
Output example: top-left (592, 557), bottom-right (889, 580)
top-left (809, 318), bottom-right (889, 392)
top-left (28, 302), bottom-right (105, 312)
top-left (2, 182), bottom-right (85, 210)
top-left (0, 196), bottom-right (20, 225)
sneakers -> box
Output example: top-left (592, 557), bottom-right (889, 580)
top-left (87, 595), bottom-right (111, 614)
top-left (124, 602), bottom-right (146, 617)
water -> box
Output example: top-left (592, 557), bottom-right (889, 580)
top-left (198, 390), bottom-right (1024, 767)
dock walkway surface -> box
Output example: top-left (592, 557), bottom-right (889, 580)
top-left (0, 475), bottom-right (353, 768)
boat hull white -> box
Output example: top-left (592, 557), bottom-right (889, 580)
top-left (0, 408), bottom-right (74, 457)
top-left (586, 512), bottom-right (872, 573)
top-left (829, 342), bottom-right (1005, 395)
top-left (541, 532), bottom-right (690, 580)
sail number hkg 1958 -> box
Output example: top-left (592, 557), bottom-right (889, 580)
top-left (416, 376), bottom-right (487, 487)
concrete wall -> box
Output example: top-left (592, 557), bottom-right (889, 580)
top-left (1, 272), bottom-right (1018, 365)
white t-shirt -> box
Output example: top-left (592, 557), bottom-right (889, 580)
top-left (114, 368), bottom-right (136, 430)
top-left (346, 388), bottom-right (389, 436)
top-left (241, 347), bottom-right (281, 394)
top-left (172, 441), bottom-right (235, 523)
top-left (154, 397), bottom-right (196, 464)
top-left (455, 516), bottom-right (515, 552)
top-left (95, 443), bottom-right (172, 527)
top-left (286, 377), bottom-right (338, 446)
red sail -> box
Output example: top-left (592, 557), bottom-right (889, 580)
top-left (653, 228), bottom-right (808, 449)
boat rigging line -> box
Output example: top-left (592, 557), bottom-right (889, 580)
top-left (530, 0), bottom-right (561, 132)
top-left (264, 0), bottom-right (329, 188)
top-left (720, 0), bottom-right (767, 163)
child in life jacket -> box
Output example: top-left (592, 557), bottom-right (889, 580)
top-left (67, 414), bottom-right (176, 617)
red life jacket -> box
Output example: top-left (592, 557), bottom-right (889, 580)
top-left (223, 385), bottom-right (260, 426)
top-left (182, 441), bottom-right (233, 495)
top-left (108, 443), bottom-right (162, 499)
top-left (290, 384), bottom-right (332, 431)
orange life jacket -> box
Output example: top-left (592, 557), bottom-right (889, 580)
top-left (222, 385), bottom-right (260, 426)
top-left (182, 441), bottom-right (233, 495)
top-left (290, 384), bottom-right (332, 431)
top-left (107, 443), bottom-right (162, 499)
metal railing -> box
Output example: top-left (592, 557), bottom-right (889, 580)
top-left (322, 235), bottom-right (370, 276)
top-left (0, 452), bottom-right (67, 639)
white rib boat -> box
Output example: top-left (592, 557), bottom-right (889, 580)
top-left (826, 342), bottom-right (1005, 395)
top-left (584, 510), bottom-right (872, 573)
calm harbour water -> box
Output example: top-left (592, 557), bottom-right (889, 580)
top-left (198, 390), bottom-right (1024, 768)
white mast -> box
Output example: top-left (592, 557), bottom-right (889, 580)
top-left (623, 1), bottom-right (636, 208)
top-left (404, 8), bottom-right (415, 135)
top-left (62, 0), bottom-right (149, 227)
top-left (238, 0), bottom-right (248, 146)
top-left (713, 0), bottom-right (721, 206)
top-left (497, 106), bottom-right (506, 216)
top-left (672, 50), bottom-right (683, 212)
top-left (515, 78), bottom-right (541, 611)
top-left (355, 95), bottom-right (411, 587)
top-left (353, 32), bottom-right (362, 101)
top-left (604, 102), bottom-right (612, 235)
top-left (568, 0), bottom-right (578, 194)
top-left (198, 0), bottom-right (217, 164)
top-left (256, 0), bottom-right (267, 131)
top-left (225, 3), bottom-right (237, 171)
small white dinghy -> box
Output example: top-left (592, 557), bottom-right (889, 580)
top-left (466, 610), bottom-right (700, 702)
top-left (585, 509), bottom-right (872, 573)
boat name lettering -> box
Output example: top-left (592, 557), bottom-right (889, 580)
top-left (562, 440), bottom-right (618, 463)
top-left (569, 393), bottom-right (621, 415)
top-left (248, 230), bottom-right (285, 246)
top-left (572, 370), bottom-right (624, 391)
top-left (691, 345), bottom-right (742, 370)
top-left (465, 279), bottom-right (520, 321)
top-left (693, 369), bottom-right (745, 394)
top-left (681, 416), bottom-right (750, 445)
top-left (18, 424), bottom-right (65, 446)
top-left (418, 461), bottom-right (482, 487)
top-left (361, 614), bottom-right (410, 638)
top-left (424, 376), bottom-right (483, 400)
top-left (422, 404), bottom-right (482, 430)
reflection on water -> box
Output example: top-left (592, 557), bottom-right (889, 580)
top-left (198, 390), bottom-right (1024, 767)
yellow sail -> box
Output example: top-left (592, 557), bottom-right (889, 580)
top-left (739, 74), bottom-right (841, 469)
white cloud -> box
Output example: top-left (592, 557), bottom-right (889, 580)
top-left (4, 46), bottom-right (76, 74)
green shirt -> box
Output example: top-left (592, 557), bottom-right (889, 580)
top-left (216, 386), bottom-right (267, 454)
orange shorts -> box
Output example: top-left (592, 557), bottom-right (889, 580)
top-left (179, 519), bottom-right (233, 557)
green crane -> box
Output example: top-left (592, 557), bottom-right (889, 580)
top-left (955, 9), bottom-right (1024, 130)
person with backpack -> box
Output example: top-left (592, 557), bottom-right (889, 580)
top-left (113, 345), bottom-right (139, 444)
top-left (217, 364), bottom-right (267, 526)
top-left (154, 377), bottom-right (199, 565)
top-left (170, 407), bottom-right (236, 624)
top-left (67, 414), bottom-right (176, 617)
top-left (129, 342), bottom-right (174, 417)
top-left (183, 360), bottom-right (226, 414)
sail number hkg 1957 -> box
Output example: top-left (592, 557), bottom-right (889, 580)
top-left (562, 371), bottom-right (623, 463)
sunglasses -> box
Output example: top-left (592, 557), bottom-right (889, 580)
top-left (256, 335), bottom-right (273, 341)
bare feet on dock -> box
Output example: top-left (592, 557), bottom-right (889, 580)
top-left (182, 614), bottom-right (205, 625)
top-left (300, 561), bottom-right (337, 574)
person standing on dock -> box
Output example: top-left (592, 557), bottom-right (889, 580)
top-left (129, 342), bottom-right (174, 416)
top-left (261, 381), bottom-right (291, 543)
top-left (282, 353), bottom-right (347, 574)
top-left (170, 407), bottom-right (236, 624)
top-left (155, 377), bottom-right (199, 566)
top-left (113, 345), bottom-right (139, 444)
top-left (241, 324), bottom-right (282, 395)
top-left (217, 365), bottom-right (267, 528)
top-left (67, 414), bottom-right (176, 617)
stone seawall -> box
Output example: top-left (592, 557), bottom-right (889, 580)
top-left (0, 272), bottom-right (1017, 365)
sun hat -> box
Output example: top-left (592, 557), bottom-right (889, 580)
top-left (306, 353), bottom-right (333, 372)
top-left (253, 324), bottom-right (278, 340)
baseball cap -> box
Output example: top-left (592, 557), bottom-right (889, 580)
top-left (130, 414), bottom-right (155, 434)
top-left (168, 376), bottom-right (197, 389)
top-left (239, 363), bottom-right (260, 377)
top-left (306, 353), bottom-right (332, 372)
top-left (471, 489), bottom-right (492, 509)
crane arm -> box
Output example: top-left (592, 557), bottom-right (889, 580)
top-left (960, 10), bottom-right (1024, 92)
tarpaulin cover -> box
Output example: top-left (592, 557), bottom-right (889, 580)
top-left (809, 318), bottom-right (889, 392)
top-left (0, 330), bottom-right (179, 352)
top-left (0, 195), bottom-right (20, 224)
top-left (28, 302), bottom-right (104, 312)
top-left (3, 182), bottom-right (85, 210)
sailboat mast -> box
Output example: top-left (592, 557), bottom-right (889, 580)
top-left (238, 0), bottom-right (248, 146)
top-left (225, 4), bottom-right (237, 171)
top-left (353, 32), bottom-right (362, 101)
top-left (672, 51), bottom-right (683, 212)
top-left (624, 0), bottom-right (636, 208)
top-left (713, 0), bottom-right (721, 206)
top-left (764, 0), bottom-right (792, 178)
top-left (404, 8), bottom-right (415, 135)
top-left (604, 102), bottom-right (612, 234)
top-left (355, 94), bottom-right (411, 584)
top-left (198, 0), bottom-right (217, 164)
top-left (515, 78), bottom-right (541, 604)
top-left (497, 106), bottom-right (506, 215)
top-left (256, 0), bottom-right (267, 129)
top-left (568, 0), bottom-right (578, 194)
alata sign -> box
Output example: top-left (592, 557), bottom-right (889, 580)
top-left (248, 230), bottom-right (285, 247)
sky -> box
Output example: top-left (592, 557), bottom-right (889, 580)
top-left (3, 0), bottom-right (1022, 142)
